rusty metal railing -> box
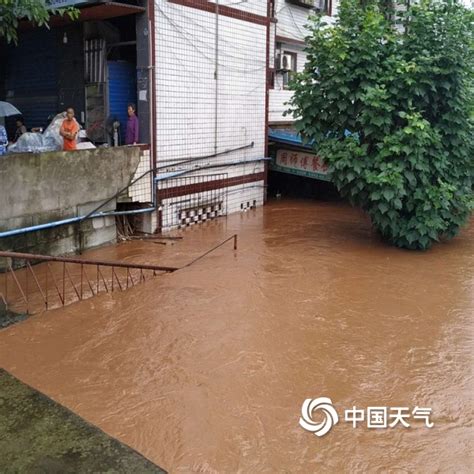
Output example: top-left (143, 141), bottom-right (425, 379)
top-left (0, 234), bottom-right (238, 316)
top-left (181, 234), bottom-right (237, 268)
top-left (0, 252), bottom-right (178, 315)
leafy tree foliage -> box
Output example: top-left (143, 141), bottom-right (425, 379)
top-left (0, 1), bottom-right (79, 44)
top-left (289, 0), bottom-right (473, 249)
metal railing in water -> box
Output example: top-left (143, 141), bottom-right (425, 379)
top-left (0, 234), bottom-right (237, 315)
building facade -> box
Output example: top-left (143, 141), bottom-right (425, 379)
top-left (267, 1), bottom-right (340, 193)
top-left (0, 1), bottom-right (273, 235)
top-left (1, 1), bottom-right (345, 237)
top-left (269, 0), bottom-right (339, 126)
top-left (152, 0), bottom-right (269, 230)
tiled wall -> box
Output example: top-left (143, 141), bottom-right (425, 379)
top-left (154, 0), bottom-right (268, 231)
top-left (159, 177), bottom-right (265, 230)
top-left (128, 147), bottom-right (153, 204)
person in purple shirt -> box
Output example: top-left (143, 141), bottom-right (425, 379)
top-left (125, 103), bottom-right (139, 145)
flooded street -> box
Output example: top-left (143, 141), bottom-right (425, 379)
top-left (0, 199), bottom-right (472, 473)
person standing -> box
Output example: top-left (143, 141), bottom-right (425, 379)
top-left (0, 124), bottom-right (7, 156)
top-left (60, 107), bottom-right (79, 151)
top-left (125, 103), bottom-right (139, 145)
top-left (14, 117), bottom-right (27, 142)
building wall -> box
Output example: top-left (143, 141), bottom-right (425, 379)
top-left (0, 147), bottom-right (140, 255)
top-left (220, 0), bottom-right (268, 16)
top-left (153, 0), bottom-right (268, 230)
top-left (271, 41), bottom-right (307, 124)
top-left (136, 2), bottom-right (153, 145)
top-left (274, 0), bottom-right (321, 42)
top-left (270, 0), bottom-right (336, 125)
top-left (159, 177), bottom-right (265, 230)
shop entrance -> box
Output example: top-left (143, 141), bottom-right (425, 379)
top-left (84, 14), bottom-right (138, 145)
top-left (267, 129), bottom-right (339, 200)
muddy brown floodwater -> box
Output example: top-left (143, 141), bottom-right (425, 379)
top-left (0, 199), bottom-right (473, 473)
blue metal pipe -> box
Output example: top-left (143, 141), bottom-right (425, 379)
top-left (0, 208), bottom-right (157, 239)
top-left (0, 216), bottom-right (88, 238)
top-left (154, 157), bottom-right (271, 182)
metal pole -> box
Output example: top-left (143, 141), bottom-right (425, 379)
top-left (7, 262), bottom-right (28, 307)
top-left (4, 264), bottom-right (7, 305)
top-left (80, 264), bottom-right (83, 300)
top-left (25, 260), bottom-right (29, 314)
top-left (214, 0), bottom-right (219, 155)
top-left (45, 263), bottom-right (48, 309)
top-left (62, 262), bottom-right (66, 306)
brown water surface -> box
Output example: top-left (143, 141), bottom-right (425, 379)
top-left (0, 200), bottom-right (472, 473)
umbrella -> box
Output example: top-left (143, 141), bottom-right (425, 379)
top-left (0, 101), bottom-right (22, 118)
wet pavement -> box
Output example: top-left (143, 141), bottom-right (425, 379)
top-left (0, 199), bottom-right (472, 473)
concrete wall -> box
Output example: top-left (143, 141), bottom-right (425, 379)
top-left (0, 147), bottom-right (140, 255)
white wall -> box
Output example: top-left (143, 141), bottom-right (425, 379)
top-left (274, 0), bottom-right (318, 42)
top-left (271, 42), bottom-right (306, 123)
top-left (270, 0), bottom-right (336, 124)
top-left (160, 179), bottom-right (265, 230)
top-left (222, 0), bottom-right (268, 16)
top-left (154, 1), bottom-right (268, 230)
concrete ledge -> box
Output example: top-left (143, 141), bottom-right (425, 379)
top-left (0, 369), bottom-right (166, 473)
top-left (0, 147), bottom-right (141, 255)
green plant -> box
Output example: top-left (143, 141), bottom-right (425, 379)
top-left (0, 0), bottom-right (79, 44)
top-left (289, 0), bottom-right (473, 249)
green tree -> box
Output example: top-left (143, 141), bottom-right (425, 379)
top-left (0, 0), bottom-right (79, 44)
top-left (289, 0), bottom-right (473, 250)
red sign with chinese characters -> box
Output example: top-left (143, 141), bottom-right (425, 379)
top-left (274, 149), bottom-right (330, 181)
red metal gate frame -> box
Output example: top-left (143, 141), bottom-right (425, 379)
top-left (0, 235), bottom-right (237, 315)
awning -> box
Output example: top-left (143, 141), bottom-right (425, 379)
top-left (51, 2), bottom-right (146, 25)
top-left (268, 128), bottom-right (314, 149)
